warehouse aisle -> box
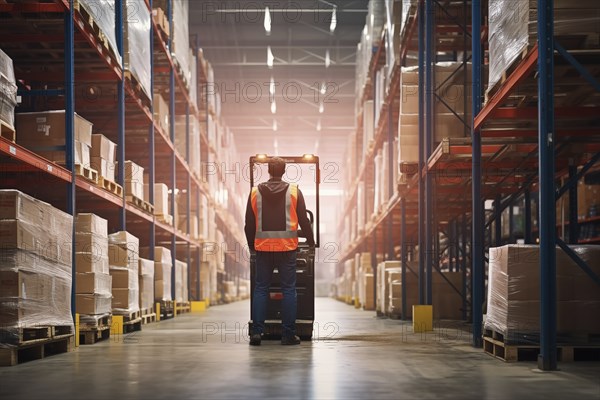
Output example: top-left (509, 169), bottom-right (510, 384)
top-left (1, 298), bottom-right (599, 400)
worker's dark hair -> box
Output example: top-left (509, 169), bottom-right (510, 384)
top-left (268, 157), bottom-right (286, 178)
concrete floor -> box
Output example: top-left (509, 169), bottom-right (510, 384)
top-left (1, 298), bottom-right (599, 400)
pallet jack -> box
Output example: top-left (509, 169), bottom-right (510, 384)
top-left (247, 154), bottom-right (320, 340)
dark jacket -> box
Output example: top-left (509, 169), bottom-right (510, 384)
top-left (245, 177), bottom-right (315, 251)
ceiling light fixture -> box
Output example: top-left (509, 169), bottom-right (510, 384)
top-left (269, 76), bottom-right (275, 95)
top-left (320, 82), bottom-right (326, 95)
top-left (319, 102), bottom-right (324, 113)
top-left (267, 46), bottom-right (274, 68)
top-left (271, 100), bottom-right (277, 114)
top-left (325, 50), bottom-right (331, 68)
top-left (316, 120), bottom-right (322, 131)
top-left (272, 120), bottom-right (278, 131)
top-left (264, 7), bottom-right (272, 35)
top-left (330, 6), bottom-right (337, 33)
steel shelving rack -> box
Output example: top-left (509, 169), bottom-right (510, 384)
top-left (338, 0), bottom-right (600, 370)
top-left (0, 0), bottom-right (247, 314)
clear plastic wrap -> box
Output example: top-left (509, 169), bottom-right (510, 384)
top-left (0, 48), bottom-right (17, 129)
top-left (173, 0), bottom-right (190, 85)
top-left (0, 250), bottom-right (73, 346)
top-left (108, 231), bottom-right (140, 271)
top-left (488, 0), bottom-right (600, 92)
top-left (124, 0), bottom-right (152, 99)
top-left (139, 274), bottom-right (154, 310)
top-left (79, 0), bottom-right (121, 66)
top-left (400, 0), bottom-right (416, 34)
top-left (189, 50), bottom-right (198, 108)
top-left (376, 262), bottom-right (401, 314)
top-left (485, 245), bottom-right (600, 339)
top-left (174, 259), bottom-right (186, 303)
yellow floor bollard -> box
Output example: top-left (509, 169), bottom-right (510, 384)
top-left (155, 302), bottom-right (161, 322)
top-left (75, 313), bottom-right (80, 347)
top-left (111, 315), bottom-right (124, 335)
top-left (412, 305), bottom-right (433, 333)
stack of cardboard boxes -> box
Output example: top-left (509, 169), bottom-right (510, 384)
top-left (174, 259), bottom-right (188, 303)
top-left (123, 160), bottom-right (145, 201)
top-left (152, 93), bottom-right (170, 135)
top-left (0, 48), bottom-right (17, 131)
top-left (153, 246), bottom-right (173, 302)
top-left (91, 134), bottom-right (117, 183)
top-left (144, 182), bottom-right (171, 223)
top-left (75, 214), bottom-right (112, 316)
top-left (0, 190), bottom-right (74, 344)
top-left (108, 231), bottom-right (140, 315)
top-left (138, 258), bottom-right (154, 313)
top-left (485, 244), bottom-right (600, 338)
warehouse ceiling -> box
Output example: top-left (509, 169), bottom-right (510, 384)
top-left (190, 0), bottom-right (369, 163)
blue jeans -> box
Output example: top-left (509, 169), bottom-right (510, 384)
top-left (252, 250), bottom-right (297, 338)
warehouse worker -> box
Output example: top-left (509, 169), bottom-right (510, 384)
top-left (245, 157), bottom-right (315, 346)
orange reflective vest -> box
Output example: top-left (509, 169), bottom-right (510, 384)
top-left (250, 184), bottom-right (299, 252)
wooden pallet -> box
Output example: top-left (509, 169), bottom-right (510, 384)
top-left (158, 300), bottom-right (174, 320)
top-left (0, 335), bottom-right (74, 367)
top-left (0, 119), bottom-right (15, 142)
top-left (74, 164), bottom-right (98, 184)
top-left (0, 327), bottom-right (52, 345)
top-left (175, 302), bottom-right (191, 314)
top-left (98, 176), bottom-right (123, 196)
top-left (113, 310), bottom-right (141, 323)
top-left (122, 317), bottom-right (142, 333)
top-left (126, 195), bottom-right (154, 214)
top-left (483, 330), bottom-right (600, 362)
top-left (79, 314), bottom-right (112, 345)
top-left (399, 161), bottom-right (418, 175)
top-left (141, 313), bottom-right (157, 325)
top-left (80, 326), bottom-right (111, 345)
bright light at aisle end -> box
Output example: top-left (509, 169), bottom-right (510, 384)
top-left (256, 154), bottom-right (268, 160)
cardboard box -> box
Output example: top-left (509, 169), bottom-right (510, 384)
top-left (139, 274), bottom-right (154, 310)
top-left (110, 268), bottom-right (137, 289)
top-left (0, 190), bottom-right (72, 233)
top-left (75, 232), bottom-right (108, 254)
top-left (0, 270), bottom-right (54, 300)
top-left (16, 110), bottom-right (93, 147)
top-left (155, 279), bottom-right (171, 301)
top-left (155, 246), bottom-right (172, 264)
top-left (76, 213), bottom-right (108, 236)
top-left (108, 243), bottom-right (130, 268)
top-left (76, 272), bottom-right (112, 295)
top-left (90, 157), bottom-right (116, 182)
top-left (139, 258), bottom-right (154, 277)
top-left (0, 220), bottom-right (71, 265)
top-left (91, 134), bottom-right (116, 163)
top-left (109, 231), bottom-right (140, 255)
top-left (75, 252), bottom-right (109, 274)
top-left (152, 93), bottom-right (170, 134)
top-left (76, 293), bottom-right (112, 315)
top-left (112, 288), bottom-right (138, 310)
top-left (144, 183), bottom-right (169, 216)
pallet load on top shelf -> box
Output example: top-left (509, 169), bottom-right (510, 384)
top-left (75, 214), bottom-right (112, 315)
top-left (487, 0), bottom-right (600, 98)
top-left (189, 49), bottom-right (198, 109)
top-left (0, 48), bottom-right (17, 139)
top-left (154, 0), bottom-right (191, 86)
top-left (108, 231), bottom-right (140, 317)
top-left (485, 245), bottom-right (600, 341)
top-left (76, 0), bottom-right (121, 65)
top-left (152, 6), bottom-right (170, 40)
top-left (123, 0), bottom-right (152, 100)
top-left (16, 111), bottom-right (93, 167)
top-left (384, 0), bottom-right (404, 81)
top-left (138, 258), bottom-right (154, 314)
top-left (0, 190), bottom-right (74, 345)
